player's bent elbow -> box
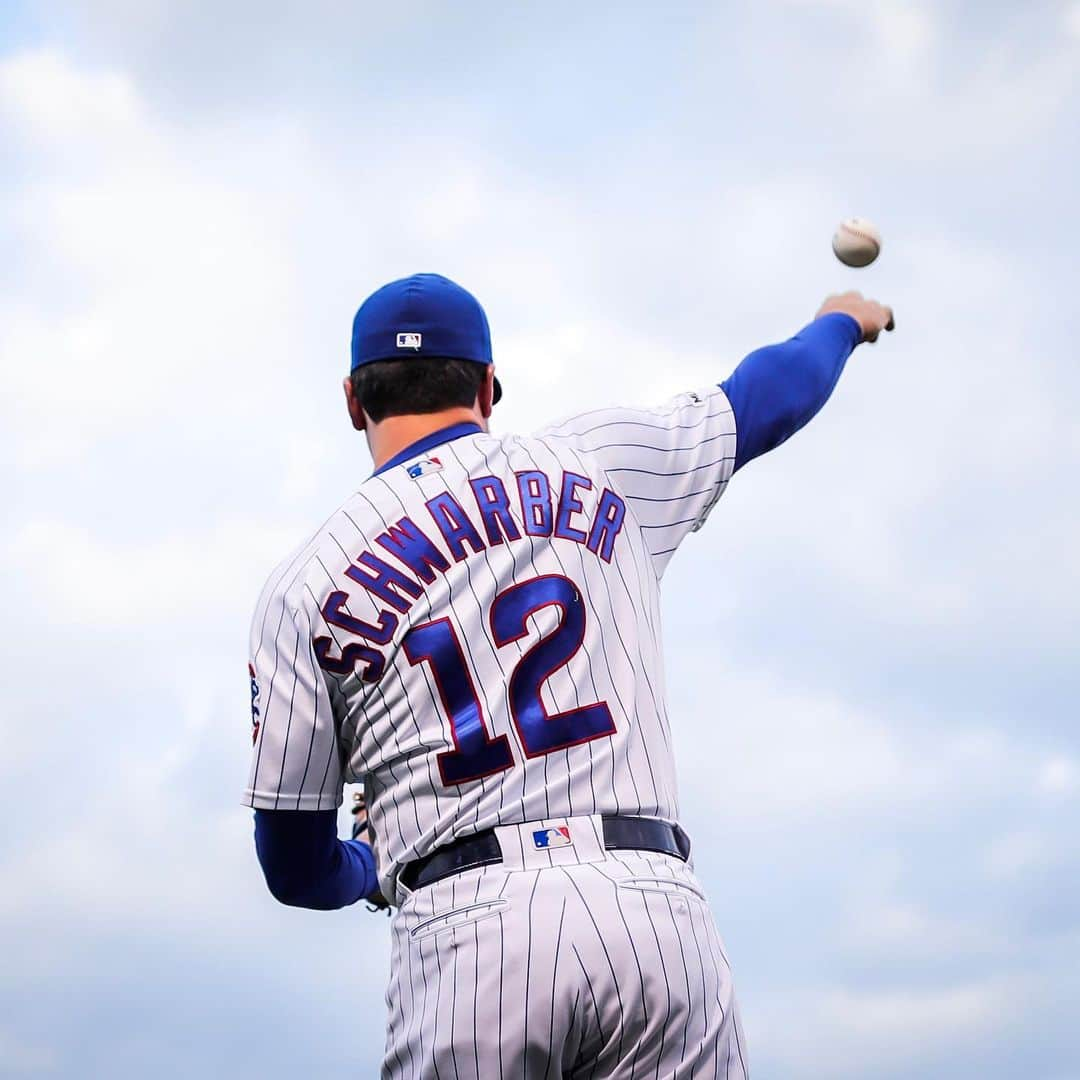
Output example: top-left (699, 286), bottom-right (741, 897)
top-left (264, 877), bottom-right (345, 910)
top-left (258, 853), bottom-right (345, 909)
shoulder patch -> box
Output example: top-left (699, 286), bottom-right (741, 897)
top-left (248, 662), bottom-right (261, 744)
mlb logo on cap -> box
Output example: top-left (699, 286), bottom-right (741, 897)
top-left (397, 332), bottom-right (422, 350)
top-left (533, 826), bottom-right (573, 850)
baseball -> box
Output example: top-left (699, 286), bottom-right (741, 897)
top-left (832, 217), bottom-right (882, 267)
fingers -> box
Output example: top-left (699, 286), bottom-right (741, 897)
top-left (817, 292), bottom-right (894, 344)
top-left (816, 290), bottom-right (865, 321)
top-left (862, 303), bottom-right (895, 344)
top-left (869, 305), bottom-right (894, 343)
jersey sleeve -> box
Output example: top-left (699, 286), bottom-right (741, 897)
top-left (243, 575), bottom-right (344, 811)
top-left (539, 385), bottom-right (737, 576)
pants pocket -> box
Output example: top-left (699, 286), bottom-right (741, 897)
top-left (408, 897), bottom-right (510, 941)
top-left (616, 876), bottom-right (708, 903)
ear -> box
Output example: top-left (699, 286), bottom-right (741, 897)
top-left (343, 375), bottom-right (367, 432)
top-left (478, 366), bottom-right (496, 419)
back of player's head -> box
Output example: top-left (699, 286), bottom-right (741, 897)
top-left (350, 273), bottom-right (502, 419)
top-left (349, 356), bottom-right (488, 422)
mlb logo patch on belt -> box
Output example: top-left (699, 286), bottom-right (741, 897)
top-left (533, 826), bottom-right (572, 850)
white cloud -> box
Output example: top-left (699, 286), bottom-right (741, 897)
top-left (672, 656), bottom-right (1030, 826)
top-left (984, 829), bottom-right (1058, 879)
top-left (787, 0), bottom-right (938, 69)
top-left (0, 52), bottom-right (300, 467)
top-left (1037, 755), bottom-right (1079, 796)
top-left (0, 48), bottom-right (143, 152)
top-left (842, 900), bottom-right (994, 960)
top-left (1067, 2), bottom-right (1080, 40)
top-left (872, 2), bottom-right (936, 60)
top-left (5, 516), bottom-right (301, 626)
top-left (776, 0), bottom-right (1073, 162)
top-left (819, 978), bottom-right (1024, 1055)
top-left (751, 975), bottom-right (1037, 1078)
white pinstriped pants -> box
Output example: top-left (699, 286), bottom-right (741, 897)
top-left (382, 816), bottom-right (748, 1079)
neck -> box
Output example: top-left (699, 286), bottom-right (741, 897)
top-left (366, 407), bottom-right (483, 470)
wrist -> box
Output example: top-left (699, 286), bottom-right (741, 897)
top-left (816, 311), bottom-right (864, 346)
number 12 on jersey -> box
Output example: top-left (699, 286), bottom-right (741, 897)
top-left (402, 574), bottom-right (616, 786)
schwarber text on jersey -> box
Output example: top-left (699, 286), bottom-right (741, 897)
top-left (314, 464), bottom-right (626, 685)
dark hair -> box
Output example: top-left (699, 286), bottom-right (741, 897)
top-left (349, 357), bottom-right (487, 423)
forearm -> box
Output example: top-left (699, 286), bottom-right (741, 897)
top-left (721, 312), bottom-right (862, 471)
top-left (254, 808), bottom-right (379, 910)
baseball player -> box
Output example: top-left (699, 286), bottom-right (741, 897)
top-left (245, 273), bottom-right (893, 1077)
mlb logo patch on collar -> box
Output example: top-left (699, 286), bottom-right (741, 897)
top-left (533, 826), bottom-right (572, 850)
top-left (405, 456), bottom-right (443, 479)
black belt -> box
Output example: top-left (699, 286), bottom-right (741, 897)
top-left (400, 815), bottom-right (690, 892)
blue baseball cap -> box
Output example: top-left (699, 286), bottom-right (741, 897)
top-left (350, 273), bottom-right (502, 404)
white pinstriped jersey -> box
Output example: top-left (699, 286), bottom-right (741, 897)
top-left (243, 385), bottom-right (736, 899)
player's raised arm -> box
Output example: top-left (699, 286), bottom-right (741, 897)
top-left (539, 291), bottom-right (892, 576)
top-left (720, 291), bottom-right (894, 471)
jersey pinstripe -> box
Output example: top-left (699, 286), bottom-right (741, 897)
top-left (243, 385), bottom-right (737, 900)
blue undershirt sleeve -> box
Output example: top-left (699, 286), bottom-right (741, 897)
top-left (254, 808), bottom-right (379, 910)
top-left (720, 312), bottom-right (862, 472)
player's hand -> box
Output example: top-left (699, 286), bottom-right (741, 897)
top-left (351, 792), bottom-right (390, 912)
top-left (350, 791), bottom-right (376, 844)
top-left (365, 886), bottom-right (391, 912)
top-left (816, 291), bottom-right (895, 343)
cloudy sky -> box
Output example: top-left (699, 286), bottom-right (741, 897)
top-left (1, 1), bottom-right (1078, 1076)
